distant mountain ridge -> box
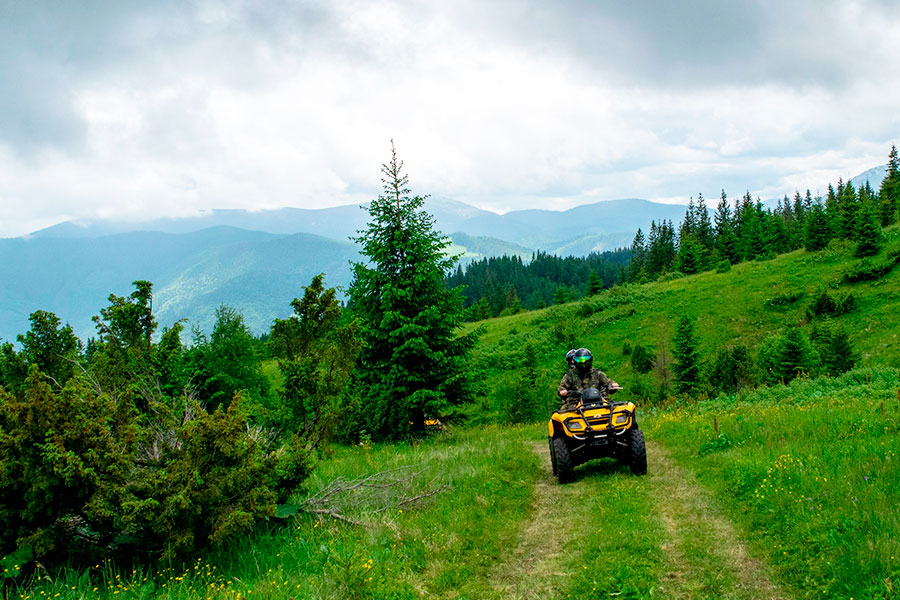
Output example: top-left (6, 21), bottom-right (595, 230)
top-left (27, 196), bottom-right (681, 255)
top-left (4, 196), bottom-right (683, 341)
top-left (4, 158), bottom-right (886, 342)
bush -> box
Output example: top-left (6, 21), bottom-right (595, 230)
top-left (763, 291), bottom-right (806, 311)
top-left (805, 290), bottom-right (857, 319)
top-left (0, 371), bottom-right (310, 563)
top-left (706, 345), bottom-right (756, 394)
top-left (715, 260), bottom-right (731, 273)
top-left (630, 344), bottom-right (656, 374)
top-left (757, 328), bottom-right (819, 384)
top-left (842, 243), bottom-right (900, 283)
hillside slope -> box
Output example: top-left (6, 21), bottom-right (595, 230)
top-left (468, 225), bottom-right (900, 419)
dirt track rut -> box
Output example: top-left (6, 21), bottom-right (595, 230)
top-left (489, 440), bottom-right (788, 600)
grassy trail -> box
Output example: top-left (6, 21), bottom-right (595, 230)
top-left (487, 441), bottom-right (581, 598)
top-left (485, 437), bottom-right (791, 600)
top-left (647, 442), bottom-right (787, 600)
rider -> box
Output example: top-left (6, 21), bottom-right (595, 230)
top-left (558, 347), bottom-right (619, 410)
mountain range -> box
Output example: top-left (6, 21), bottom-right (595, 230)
top-left (3, 197), bottom-right (689, 341)
top-left (3, 158), bottom-right (889, 343)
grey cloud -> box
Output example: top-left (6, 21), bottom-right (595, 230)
top-left (449, 0), bottom-right (897, 89)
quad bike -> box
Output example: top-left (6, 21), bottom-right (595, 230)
top-left (548, 386), bottom-right (647, 483)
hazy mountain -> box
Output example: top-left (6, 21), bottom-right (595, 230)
top-left (27, 197), bottom-right (681, 255)
top-left (0, 228), bottom-right (359, 341)
top-left (849, 164), bottom-right (888, 191)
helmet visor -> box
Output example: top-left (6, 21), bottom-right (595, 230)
top-left (573, 355), bottom-right (591, 364)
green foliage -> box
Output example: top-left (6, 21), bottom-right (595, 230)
top-left (810, 321), bottom-right (858, 376)
top-left (842, 243), bottom-right (900, 282)
top-left (449, 249), bottom-right (629, 319)
top-left (16, 310), bottom-right (82, 388)
top-left (269, 274), bottom-right (360, 440)
top-left (672, 316), bottom-right (701, 394)
top-left (763, 290), bottom-right (806, 311)
top-left (705, 344), bottom-right (756, 394)
top-left (0, 341), bottom-right (27, 395)
top-left (497, 339), bottom-right (546, 423)
top-left (0, 282), bottom-right (315, 567)
top-left (348, 143), bottom-right (477, 440)
top-left (758, 327), bottom-right (819, 384)
top-left (805, 289), bottom-right (857, 319)
top-left (187, 305), bottom-right (267, 409)
top-left (853, 196), bottom-right (882, 257)
top-left (698, 433), bottom-right (733, 456)
top-left (804, 204), bottom-right (832, 251)
top-left (715, 259), bottom-right (731, 273)
top-left (630, 343), bottom-right (655, 374)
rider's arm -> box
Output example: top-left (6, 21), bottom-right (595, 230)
top-left (558, 372), bottom-right (572, 396)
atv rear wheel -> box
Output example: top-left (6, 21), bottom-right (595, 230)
top-left (553, 437), bottom-right (574, 483)
top-left (629, 429), bottom-right (648, 475)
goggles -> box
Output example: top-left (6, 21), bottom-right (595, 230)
top-left (573, 355), bottom-right (592, 363)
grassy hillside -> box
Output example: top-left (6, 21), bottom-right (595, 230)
top-left (466, 225), bottom-right (900, 421)
top-left (6, 226), bottom-right (900, 600)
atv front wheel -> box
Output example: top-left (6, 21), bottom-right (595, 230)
top-left (553, 437), bottom-right (574, 483)
top-left (629, 430), bottom-right (648, 475)
top-left (548, 437), bottom-right (558, 476)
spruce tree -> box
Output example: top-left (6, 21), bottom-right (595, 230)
top-left (587, 271), bottom-right (602, 295)
top-left (672, 315), bottom-right (701, 394)
top-left (823, 327), bottom-right (856, 376)
top-left (714, 190), bottom-right (739, 264)
top-left (879, 145), bottom-right (900, 225)
top-left (348, 143), bottom-right (477, 439)
top-left (804, 204), bottom-right (831, 251)
top-left (853, 197), bottom-right (881, 257)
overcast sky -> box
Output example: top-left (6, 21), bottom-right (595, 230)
top-left (1, 0), bottom-right (898, 237)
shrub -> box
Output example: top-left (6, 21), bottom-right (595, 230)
top-left (806, 290), bottom-right (857, 319)
top-left (630, 344), bottom-right (656, 374)
top-left (842, 243), bottom-right (900, 283)
top-left (758, 328), bottom-right (819, 384)
top-left (715, 260), bottom-right (731, 273)
top-left (763, 291), bottom-right (806, 311)
top-left (0, 372), bottom-right (310, 564)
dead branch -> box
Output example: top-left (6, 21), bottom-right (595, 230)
top-left (304, 508), bottom-right (363, 526)
top-left (300, 464), bottom-right (449, 525)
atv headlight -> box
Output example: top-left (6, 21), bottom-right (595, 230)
top-left (565, 420), bottom-right (585, 431)
top-left (614, 413), bottom-right (630, 425)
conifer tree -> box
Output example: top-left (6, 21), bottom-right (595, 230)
top-left (714, 190), bottom-right (739, 264)
top-left (672, 315), bottom-right (701, 394)
top-left (823, 327), bottom-right (856, 376)
top-left (804, 203), bottom-right (832, 251)
top-left (628, 228), bottom-right (646, 281)
top-left (348, 143), bottom-right (477, 439)
top-left (879, 145), bottom-right (900, 225)
top-left (838, 180), bottom-right (859, 239)
top-left (695, 193), bottom-right (715, 252)
top-left (853, 196), bottom-right (881, 257)
top-left (587, 271), bottom-right (602, 295)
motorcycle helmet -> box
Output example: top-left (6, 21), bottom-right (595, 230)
top-left (565, 348), bottom-right (576, 368)
top-left (573, 347), bottom-right (592, 375)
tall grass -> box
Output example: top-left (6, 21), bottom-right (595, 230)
top-left (645, 367), bottom-right (900, 599)
top-left (3, 427), bottom-right (539, 600)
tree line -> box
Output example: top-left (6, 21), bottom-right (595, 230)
top-left (629, 145), bottom-right (900, 281)
top-left (447, 249), bottom-right (630, 320)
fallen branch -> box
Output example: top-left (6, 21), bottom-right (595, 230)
top-left (293, 464), bottom-right (449, 525)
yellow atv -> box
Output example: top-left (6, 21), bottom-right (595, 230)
top-left (548, 387), bottom-right (647, 482)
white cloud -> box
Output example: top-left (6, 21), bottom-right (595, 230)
top-left (1, 0), bottom-right (899, 237)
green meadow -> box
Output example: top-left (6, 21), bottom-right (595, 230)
top-left (5, 228), bottom-right (900, 599)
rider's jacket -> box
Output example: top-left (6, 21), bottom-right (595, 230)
top-left (558, 368), bottom-right (614, 409)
